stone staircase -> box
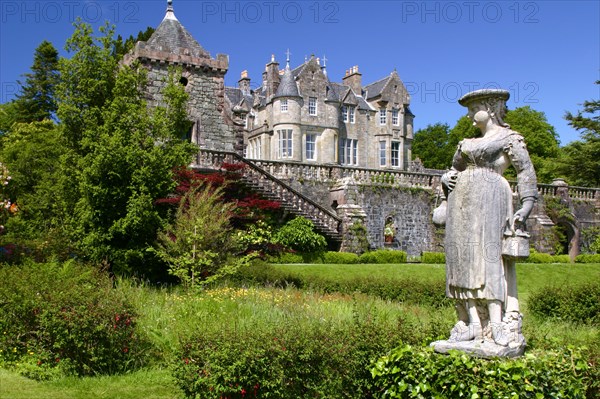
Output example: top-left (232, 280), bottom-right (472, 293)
top-left (192, 149), bottom-right (342, 243)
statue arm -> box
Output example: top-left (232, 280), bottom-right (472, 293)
top-left (505, 134), bottom-right (538, 225)
top-left (441, 142), bottom-right (466, 197)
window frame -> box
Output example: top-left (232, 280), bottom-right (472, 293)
top-left (305, 133), bottom-right (316, 161)
top-left (379, 108), bottom-right (387, 125)
top-left (308, 97), bottom-right (317, 116)
top-left (379, 140), bottom-right (387, 166)
top-left (280, 99), bottom-right (288, 112)
top-left (392, 108), bottom-right (399, 126)
top-left (278, 129), bottom-right (293, 159)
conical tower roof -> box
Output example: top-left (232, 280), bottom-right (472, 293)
top-left (273, 56), bottom-right (301, 99)
top-left (144, 0), bottom-right (210, 59)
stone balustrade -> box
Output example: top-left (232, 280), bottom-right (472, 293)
top-left (249, 158), bottom-right (442, 189)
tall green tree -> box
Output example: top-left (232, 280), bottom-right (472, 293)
top-left (72, 63), bottom-right (195, 276)
top-left (411, 123), bottom-right (452, 169)
top-left (14, 41), bottom-right (60, 123)
top-left (114, 27), bottom-right (155, 58)
top-left (554, 81), bottom-right (600, 187)
top-left (56, 20), bottom-right (118, 152)
top-left (0, 120), bottom-right (71, 256)
top-left (412, 117), bottom-right (478, 170)
top-left (504, 106), bottom-right (560, 182)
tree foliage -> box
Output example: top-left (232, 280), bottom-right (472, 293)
top-left (554, 81), bottom-right (600, 187)
top-left (114, 27), bottom-right (155, 58)
top-left (71, 64), bottom-right (196, 276)
top-left (154, 185), bottom-right (239, 288)
top-left (14, 40), bottom-right (60, 123)
top-left (274, 217), bottom-right (327, 254)
top-left (504, 106), bottom-right (560, 182)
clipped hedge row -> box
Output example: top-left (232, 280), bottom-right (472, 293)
top-left (371, 344), bottom-right (593, 399)
top-left (526, 250), bottom-right (572, 264)
top-left (575, 254), bottom-right (600, 263)
top-left (271, 250), bottom-right (406, 265)
top-left (0, 260), bottom-right (147, 380)
top-left (528, 282), bottom-right (600, 325)
top-left (421, 252), bottom-right (445, 264)
top-left (235, 262), bottom-right (450, 308)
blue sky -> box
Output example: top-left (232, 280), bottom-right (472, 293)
top-left (1, 0), bottom-right (598, 145)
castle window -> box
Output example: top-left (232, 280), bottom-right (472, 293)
top-left (379, 141), bottom-right (387, 166)
top-left (379, 108), bottom-right (387, 125)
top-left (342, 105), bottom-right (348, 122)
top-left (340, 138), bottom-right (358, 165)
top-left (349, 107), bottom-right (355, 123)
top-left (280, 99), bottom-right (288, 112)
top-left (391, 141), bottom-right (400, 167)
top-left (306, 134), bottom-right (316, 160)
top-left (392, 108), bottom-right (399, 125)
top-left (179, 77), bottom-right (188, 87)
top-left (249, 137), bottom-right (262, 159)
top-left (309, 97), bottom-right (317, 115)
top-left (278, 129), bottom-right (293, 159)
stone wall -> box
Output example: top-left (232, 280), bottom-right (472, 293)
top-left (142, 61), bottom-right (237, 152)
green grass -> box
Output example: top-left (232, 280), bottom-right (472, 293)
top-left (274, 262), bottom-right (600, 302)
top-left (2, 262), bottom-right (598, 398)
top-left (0, 368), bottom-right (181, 399)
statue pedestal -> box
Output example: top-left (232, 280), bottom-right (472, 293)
top-left (430, 339), bottom-right (525, 359)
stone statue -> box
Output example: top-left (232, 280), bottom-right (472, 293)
top-left (431, 89), bottom-right (537, 358)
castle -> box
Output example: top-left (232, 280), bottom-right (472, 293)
top-left (124, 1), bottom-right (415, 171)
top-left (123, 1), bottom-right (600, 257)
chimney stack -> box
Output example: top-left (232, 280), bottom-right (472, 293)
top-left (343, 65), bottom-right (362, 94)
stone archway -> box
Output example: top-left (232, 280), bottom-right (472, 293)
top-left (556, 218), bottom-right (580, 261)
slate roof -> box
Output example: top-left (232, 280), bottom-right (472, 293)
top-left (364, 76), bottom-right (391, 100)
top-left (273, 66), bottom-right (301, 99)
top-left (225, 87), bottom-right (253, 109)
top-left (143, 6), bottom-right (210, 58)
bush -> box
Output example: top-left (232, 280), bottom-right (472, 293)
top-left (528, 282), bottom-right (600, 325)
top-left (553, 254), bottom-right (572, 263)
top-left (359, 249), bottom-right (407, 264)
top-left (576, 254), bottom-right (600, 263)
top-left (323, 251), bottom-right (360, 264)
top-left (526, 249), bottom-right (555, 263)
top-left (0, 260), bottom-right (147, 379)
top-left (172, 303), bottom-right (447, 399)
top-left (371, 344), bottom-right (592, 398)
top-left (274, 217), bottom-right (327, 254)
top-left (421, 251), bottom-right (445, 264)
top-left (269, 252), bottom-right (304, 264)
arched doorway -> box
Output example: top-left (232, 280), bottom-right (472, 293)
top-left (556, 218), bottom-right (580, 260)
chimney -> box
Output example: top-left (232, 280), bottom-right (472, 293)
top-left (265, 54), bottom-right (280, 98)
top-left (238, 70), bottom-right (251, 95)
top-left (343, 65), bottom-right (362, 94)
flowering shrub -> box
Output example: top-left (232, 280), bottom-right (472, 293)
top-left (0, 260), bottom-right (148, 379)
top-left (172, 302), bottom-right (434, 399)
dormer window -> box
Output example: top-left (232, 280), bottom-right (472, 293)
top-left (342, 105), bottom-right (348, 122)
top-left (349, 107), bottom-right (355, 123)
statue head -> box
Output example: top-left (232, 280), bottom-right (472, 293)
top-left (459, 89), bottom-right (510, 128)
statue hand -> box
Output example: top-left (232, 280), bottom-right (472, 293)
top-left (441, 170), bottom-right (458, 193)
top-left (511, 200), bottom-right (534, 229)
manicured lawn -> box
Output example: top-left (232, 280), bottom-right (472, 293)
top-left (0, 368), bottom-right (181, 399)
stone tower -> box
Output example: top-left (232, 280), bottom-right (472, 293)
top-left (123, 0), bottom-right (239, 152)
